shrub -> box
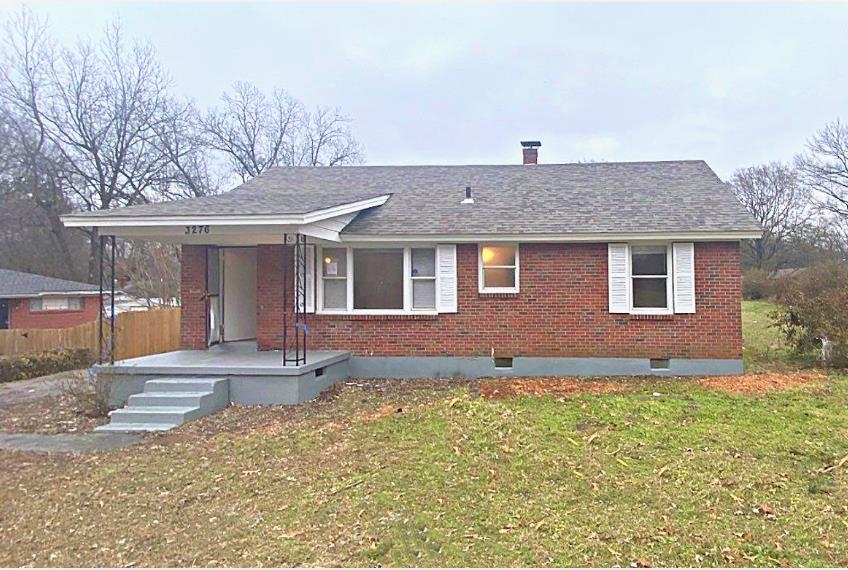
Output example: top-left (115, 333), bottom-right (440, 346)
top-left (0, 349), bottom-right (96, 384)
top-left (61, 375), bottom-right (113, 417)
top-left (743, 268), bottom-right (775, 300)
top-left (772, 262), bottom-right (848, 366)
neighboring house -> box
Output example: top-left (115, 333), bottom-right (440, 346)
top-left (62, 142), bottom-right (761, 422)
top-left (0, 269), bottom-right (100, 330)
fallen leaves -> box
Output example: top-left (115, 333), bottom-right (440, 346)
top-left (697, 372), bottom-right (827, 394)
top-left (478, 377), bottom-right (627, 399)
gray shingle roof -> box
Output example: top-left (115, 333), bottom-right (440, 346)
top-left (67, 160), bottom-right (760, 235)
top-left (0, 269), bottom-right (99, 298)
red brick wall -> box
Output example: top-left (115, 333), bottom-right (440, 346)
top-left (8, 295), bottom-right (100, 329)
top-left (256, 245), bottom-right (285, 350)
top-left (180, 245), bottom-right (209, 350)
top-left (250, 241), bottom-right (742, 360)
top-left (178, 243), bottom-right (742, 358)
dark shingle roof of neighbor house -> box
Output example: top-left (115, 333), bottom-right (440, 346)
top-left (0, 268), bottom-right (99, 298)
top-left (66, 160), bottom-right (760, 235)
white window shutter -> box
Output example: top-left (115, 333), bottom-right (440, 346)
top-left (295, 244), bottom-right (315, 313)
top-left (436, 244), bottom-right (458, 313)
top-left (608, 243), bottom-right (630, 313)
top-left (673, 242), bottom-right (696, 313)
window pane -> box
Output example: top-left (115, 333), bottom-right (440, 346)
top-left (353, 249), bottom-right (404, 309)
top-left (481, 245), bottom-right (516, 267)
top-left (483, 267), bottom-right (516, 289)
top-left (413, 280), bottom-right (436, 309)
top-left (322, 248), bottom-right (347, 277)
top-left (632, 246), bottom-right (667, 276)
top-left (411, 248), bottom-right (436, 277)
top-left (30, 298), bottom-right (43, 311)
top-left (43, 297), bottom-right (69, 311)
top-left (633, 278), bottom-right (668, 308)
top-left (323, 280), bottom-right (347, 309)
top-left (68, 297), bottom-right (83, 310)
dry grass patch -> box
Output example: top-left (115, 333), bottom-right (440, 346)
top-left (0, 391), bottom-right (108, 434)
top-left (1, 375), bottom-right (847, 567)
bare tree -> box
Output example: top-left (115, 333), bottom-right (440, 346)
top-left (204, 82), bottom-right (362, 181)
top-left (0, 9), bottom-right (364, 286)
top-left (796, 119), bottom-right (848, 220)
top-left (0, 10), bottom-right (205, 279)
top-left (729, 162), bottom-right (811, 271)
top-left (153, 99), bottom-right (221, 199)
top-left (118, 240), bottom-right (180, 306)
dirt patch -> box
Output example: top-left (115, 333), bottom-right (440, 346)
top-left (476, 371), bottom-right (831, 399)
top-left (478, 376), bottom-right (629, 399)
top-left (696, 371), bottom-right (828, 394)
top-left (0, 392), bottom-right (108, 434)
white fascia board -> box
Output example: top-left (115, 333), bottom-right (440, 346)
top-left (60, 194), bottom-right (391, 228)
top-left (1, 291), bottom-right (101, 299)
top-left (339, 230), bottom-right (762, 243)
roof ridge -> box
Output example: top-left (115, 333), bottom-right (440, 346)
top-left (264, 159), bottom-right (708, 171)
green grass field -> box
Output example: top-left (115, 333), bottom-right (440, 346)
top-left (1, 302), bottom-right (845, 567)
top-left (742, 300), bottom-right (789, 371)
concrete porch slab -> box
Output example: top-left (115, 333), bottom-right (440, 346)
top-left (95, 342), bottom-right (351, 407)
top-left (99, 342), bottom-right (349, 377)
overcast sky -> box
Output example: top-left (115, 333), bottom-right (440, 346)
top-left (2, 1), bottom-right (847, 179)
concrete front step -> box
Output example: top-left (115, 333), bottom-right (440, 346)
top-left (108, 406), bottom-right (204, 425)
top-left (144, 377), bottom-right (226, 393)
top-left (94, 376), bottom-right (229, 433)
top-left (95, 422), bottom-right (180, 433)
top-left (128, 391), bottom-right (212, 408)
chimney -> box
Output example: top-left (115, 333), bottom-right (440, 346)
top-left (521, 140), bottom-right (541, 165)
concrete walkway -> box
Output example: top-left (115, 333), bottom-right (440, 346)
top-left (0, 432), bottom-right (142, 453)
top-left (0, 369), bottom-right (86, 408)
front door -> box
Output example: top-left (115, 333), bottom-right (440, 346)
top-left (0, 299), bottom-right (8, 329)
top-left (222, 248), bottom-right (257, 342)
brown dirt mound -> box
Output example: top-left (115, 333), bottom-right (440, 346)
top-left (478, 377), bottom-right (627, 399)
top-left (696, 371), bottom-right (828, 394)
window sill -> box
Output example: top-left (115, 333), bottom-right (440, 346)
top-left (628, 313), bottom-right (674, 321)
top-left (478, 291), bottom-right (519, 298)
top-left (314, 313), bottom-right (439, 321)
top-left (29, 309), bottom-right (86, 315)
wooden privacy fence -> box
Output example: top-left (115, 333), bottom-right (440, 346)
top-left (0, 308), bottom-right (181, 360)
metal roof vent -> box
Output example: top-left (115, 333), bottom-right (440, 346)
top-left (461, 185), bottom-right (474, 204)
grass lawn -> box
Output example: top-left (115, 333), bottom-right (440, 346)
top-left (742, 300), bottom-right (793, 371)
top-left (1, 303), bottom-right (846, 567)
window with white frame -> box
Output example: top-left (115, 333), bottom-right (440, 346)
top-left (630, 245), bottom-right (672, 312)
top-left (321, 248), bottom-right (348, 310)
top-left (319, 246), bottom-right (438, 313)
top-left (479, 244), bottom-right (519, 292)
top-left (30, 297), bottom-right (83, 312)
top-left (411, 248), bottom-right (436, 309)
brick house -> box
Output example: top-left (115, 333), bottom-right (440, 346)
top-left (0, 269), bottom-right (100, 330)
top-left (63, 143), bottom-right (761, 427)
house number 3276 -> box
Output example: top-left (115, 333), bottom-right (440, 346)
top-left (185, 225), bottom-right (210, 235)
